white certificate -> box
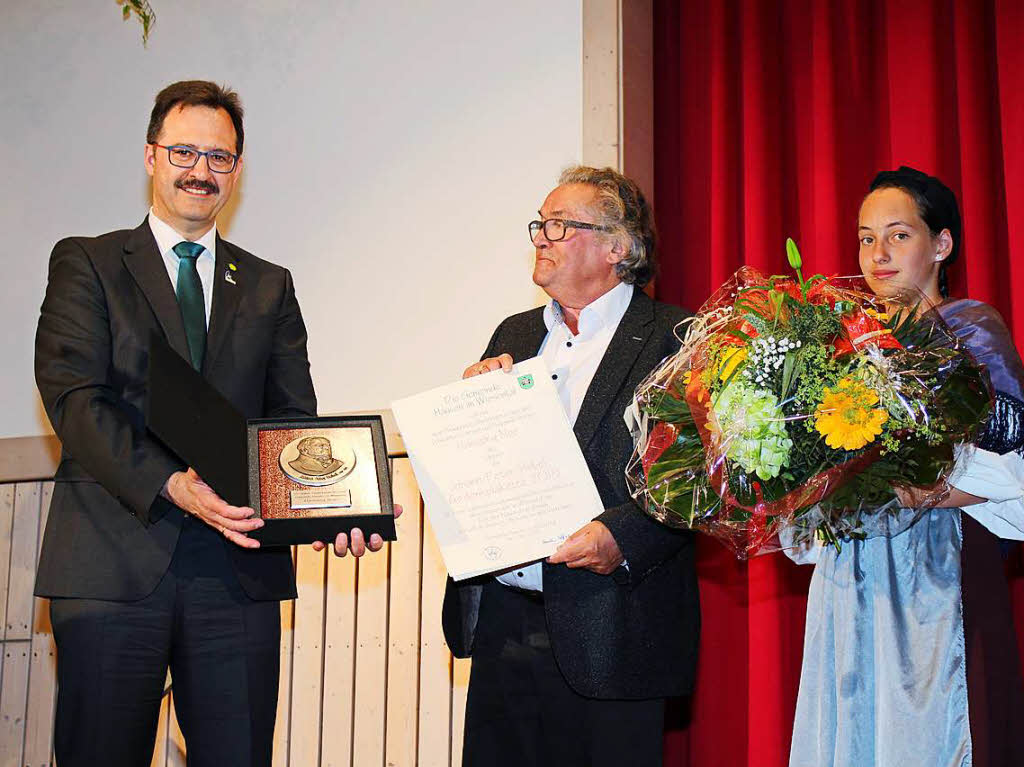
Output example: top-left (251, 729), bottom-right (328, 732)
top-left (391, 356), bottom-right (604, 580)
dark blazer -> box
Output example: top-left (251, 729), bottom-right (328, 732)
top-left (34, 220), bottom-right (316, 602)
top-left (442, 287), bottom-right (700, 700)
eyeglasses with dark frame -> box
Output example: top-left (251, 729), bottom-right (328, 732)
top-left (528, 218), bottom-right (612, 243)
top-left (152, 143), bottom-right (240, 174)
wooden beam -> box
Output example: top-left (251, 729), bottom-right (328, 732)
top-left (582, 0), bottom-right (621, 168)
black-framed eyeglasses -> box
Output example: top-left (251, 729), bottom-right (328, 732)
top-left (528, 218), bottom-right (611, 243)
top-left (152, 143), bottom-right (239, 174)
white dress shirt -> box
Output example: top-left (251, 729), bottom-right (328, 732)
top-left (148, 209), bottom-right (217, 328)
top-left (495, 280), bottom-right (634, 591)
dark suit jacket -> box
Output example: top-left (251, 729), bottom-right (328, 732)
top-left (442, 286), bottom-right (700, 700)
top-left (34, 219), bottom-right (317, 602)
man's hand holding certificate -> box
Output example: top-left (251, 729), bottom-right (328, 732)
top-left (392, 356), bottom-right (605, 580)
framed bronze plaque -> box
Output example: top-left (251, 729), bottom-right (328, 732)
top-left (247, 416), bottom-right (395, 545)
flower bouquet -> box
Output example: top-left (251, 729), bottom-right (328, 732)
top-left (626, 240), bottom-right (992, 558)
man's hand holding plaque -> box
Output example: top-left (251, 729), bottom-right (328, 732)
top-left (162, 467), bottom-right (264, 548)
top-left (311, 503), bottom-right (403, 557)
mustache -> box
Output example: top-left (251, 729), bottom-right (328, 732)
top-left (175, 178), bottom-right (219, 194)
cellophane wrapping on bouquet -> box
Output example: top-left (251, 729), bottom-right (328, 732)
top-left (625, 247), bottom-right (993, 558)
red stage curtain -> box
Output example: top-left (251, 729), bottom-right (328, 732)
top-left (651, 1), bottom-right (1024, 765)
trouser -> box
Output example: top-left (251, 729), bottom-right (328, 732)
top-left (462, 579), bottom-right (665, 767)
top-left (50, 516), bottom-right (281, 767)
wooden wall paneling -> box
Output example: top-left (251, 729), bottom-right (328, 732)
top-left (0, 438), bottom-right (489, 766)
top-left (0, 484), bottom-right (15, 688)
top-left (384, 458), bottom-right (423, 767)
top-left (290, 545), bottom-right (327, 766)
top-left (32, 483), bottom-right (51, 561)
top-left (450, 657), bottom-right (470, 764)
top-left (23, 482), bottom-right (55, 767)
top-left (321, 546), bottom-right (356, 767)
top-left (166, 693), bottom-right (186, 767)
top-left (5, 484), bottom-right (39, 641)
top-left (0, 639), bottom-right (30, 767)
top-left (417, 509), bottom-right (453, 767)
top-left (151, 686), bottom-right (172, 767)
top-left (273, 549), bottom-right (297, 767)
top-left (0, 483), bottom-right (42, 767)
top-left (351, 504), bottom-right (391, 766)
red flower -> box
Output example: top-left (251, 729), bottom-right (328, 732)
top-left (833, 311), bottom-right (903, 356)
top-left (642, 422), bottom-right (679, 477)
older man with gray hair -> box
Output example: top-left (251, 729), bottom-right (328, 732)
top-left (443, 166), bottom-right (700, 767)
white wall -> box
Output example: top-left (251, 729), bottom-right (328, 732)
top-left (0, 0), bottom-right (582, 438)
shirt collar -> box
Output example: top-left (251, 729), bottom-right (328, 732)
top-left (543, 280), bottom-right (634, 338)
top-left (147, 207), bottom-right (217, 261)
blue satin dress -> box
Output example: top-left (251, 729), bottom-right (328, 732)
top-left (789, 300), bottom-right (1024, 767)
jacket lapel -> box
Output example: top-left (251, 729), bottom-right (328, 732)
top-left (515, 310), bottom-right (549, 362)
top-left (572, 287), bottom-right (654, 452)
top-left (204, 235), bottom-right (243, 373)
top-left (122, 220), bottom-right (191, 362)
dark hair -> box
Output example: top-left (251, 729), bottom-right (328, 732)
top-left (557, 165), bottom-right (658, 287)
top-left (146, 80), bottom-right (245, 156)
top-left (868, 165), bottom-right (961, 297)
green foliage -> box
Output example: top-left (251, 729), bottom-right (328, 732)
top-left (118, 0), bottom-right (155, 46)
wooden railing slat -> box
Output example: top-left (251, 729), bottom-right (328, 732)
top-left (385, 458), bottom-right (423, 767)
top-left (352, 503), bottom-right (390, 766)
top-left (151, 686), bottom-right (171, 767)
top-left (290, 545), bottom-right (327, 766)
top-left (0, 639), bottom-right (30, 767)
top-left (24, 483), bottom-right (56, 767)
top-left (6, 484), bottom-right (40, 642)
top-left (417, 510), bottom-right (453, 767)
top-left (0, 484), bottom-right (15, 696)
top-left (273, 564), bottom-right (296, 767)
top-left (320, 543), bottom-right (356, 767)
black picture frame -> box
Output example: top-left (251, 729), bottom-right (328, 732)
top-left (247, 415), bottom-right (395, 546)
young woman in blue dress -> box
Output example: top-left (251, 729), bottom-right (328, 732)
top-left (788, 166), bottom-right (1024, 767)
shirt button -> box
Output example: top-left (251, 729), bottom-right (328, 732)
top-left (566, 341), bottom-right (573, 348)
top-left (552, 374), bottom-right (558, 380)
top-left (517, 571), bottom-right (524, 578)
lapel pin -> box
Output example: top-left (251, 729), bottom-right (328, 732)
top-left (225, 269), bottom-right (237, 285)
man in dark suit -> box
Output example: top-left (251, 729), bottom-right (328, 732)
top-left (443, 166), bottom-right (700, 767)
top-left (34, 80), bottom-right (317, 767)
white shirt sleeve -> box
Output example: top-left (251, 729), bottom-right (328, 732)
top-left (949, 445), bottom-right (1024, 540)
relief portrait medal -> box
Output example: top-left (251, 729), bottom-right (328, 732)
top-left (279, 435), bottom-right (356, 510)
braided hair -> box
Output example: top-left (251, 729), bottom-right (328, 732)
top-left (868, 166), bottom-right (962, 298)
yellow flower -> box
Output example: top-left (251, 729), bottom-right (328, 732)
top-left (718, 347), bottom-right (747, 382)
top-left (814, 378), bottom-right (888, 451)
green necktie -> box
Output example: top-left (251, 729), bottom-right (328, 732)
top-left (172, 241), bottom-right (207, 371)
